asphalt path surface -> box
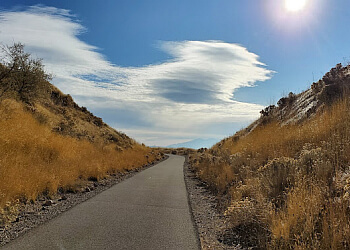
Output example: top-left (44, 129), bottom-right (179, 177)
top-left (3, 155), bottom-right (199, 250)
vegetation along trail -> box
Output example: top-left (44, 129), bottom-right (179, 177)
top-left (2, 155), bottom-right (199, 250)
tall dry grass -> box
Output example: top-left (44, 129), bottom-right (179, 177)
top-left (190, 98), bottom-right (350, 249)
top-left (0, 99), bottom-right (158, 221)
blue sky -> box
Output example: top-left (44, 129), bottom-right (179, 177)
top-left (0, 0), bottom-right (349, 146)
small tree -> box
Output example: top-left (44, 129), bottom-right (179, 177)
top-left (0, 43), bottom-right (52, 101)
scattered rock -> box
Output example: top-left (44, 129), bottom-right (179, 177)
top-left (184, 157), bottom-right (239, 249)
top-left (88, 176), bottom-right (98, 182)
top-left (58, 196), bottom-right (67, 201)
top-left (42, 200), bottom-right (53, 207)
top-left (11, 218), bottom-right (19, 223)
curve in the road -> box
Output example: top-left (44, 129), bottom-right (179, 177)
top-left (3, 155), bottom-right (199, 250)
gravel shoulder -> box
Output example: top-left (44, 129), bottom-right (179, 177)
top-left (0, 156), bottom-right (168, 247)
top-left (184, 157), bottom-right (241, 250)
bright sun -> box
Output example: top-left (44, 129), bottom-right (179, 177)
top-left (285, 0), bottom-right (307, 12)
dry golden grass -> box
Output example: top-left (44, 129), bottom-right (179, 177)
top-left (0, 45), bottom-right (159, 225)
top-left (218, 99), bottom-right (349, 162)
top-left (0, 99), bottom-right (158, 218)
top-left (190, 98), bottom-right (350, 249)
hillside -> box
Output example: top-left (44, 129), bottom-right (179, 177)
top-left (0, 44), bottom-right (133, 149)
top-left (189, 63), bottom-right (350, 249)
top-left (0, 44), bottom-right (162, 226)
top-left (216, 63), bottom-right (350, 150)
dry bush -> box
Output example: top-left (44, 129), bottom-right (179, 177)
top-left (270, 179), bottom-right (327, 249)
top-left (298, 144), bottom-right (334, 185)
top-left (258, 157), bottom-right (297, 208)
top-left (226, 177), bottom-right (270, 225)
top-left (321, 199), bottom-right (350, 249)
top-left (191, 152), bottom-right (237, 195)
top-left (225, 198), bottom-right (257, 226)
top-left (0, 201), bottom-right (20, 226)
top-left (224, 191), bottom-right (271, 248)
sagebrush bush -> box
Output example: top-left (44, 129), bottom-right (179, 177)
top-left (258, 157), bottom-right (296, 208)
top-left (270, 179), bottom-right (326, 249)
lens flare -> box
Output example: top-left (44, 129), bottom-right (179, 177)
top-left (285, 0), bottom-right (307, 12)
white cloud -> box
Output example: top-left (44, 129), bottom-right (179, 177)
top-left (0, 6), bottom-right (274, 146)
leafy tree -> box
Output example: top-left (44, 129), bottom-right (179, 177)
top-left (0, 43), bottom-right (52, 101)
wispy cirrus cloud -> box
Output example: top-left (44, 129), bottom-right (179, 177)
top-left (0, 6), bottom-right (274, 146)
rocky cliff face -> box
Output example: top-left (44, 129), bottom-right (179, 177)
top-left (261, 63), bottom-right (350, 125)
top-left (230, 63), bottom-right (350, 142)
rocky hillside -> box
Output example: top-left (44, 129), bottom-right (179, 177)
top-left (190, 63), bottom-right (350, 249)
top-left (261, 63), bottom-right (350, 124)
top-left (216, 63), bottom-right (350, 149)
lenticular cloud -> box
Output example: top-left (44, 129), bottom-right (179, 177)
top-left (0, 6), bottom-right (275, 145)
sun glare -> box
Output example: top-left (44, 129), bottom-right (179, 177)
top-left (285, 0), bottom-right (307, 12)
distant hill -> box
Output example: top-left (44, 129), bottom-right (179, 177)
top-left (167, 138), bottom-right (219, 149)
